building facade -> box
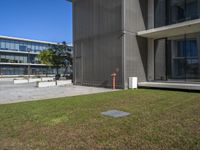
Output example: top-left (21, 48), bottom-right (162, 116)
top-left (71, 0), bottom-right (200, 89)
top-left (0, 36), bottom-right (73, 76)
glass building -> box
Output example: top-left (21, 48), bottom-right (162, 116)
top-left (153, 0), bottom-right (200, 81)
top-left (0, 36), bottom-right (73, 76)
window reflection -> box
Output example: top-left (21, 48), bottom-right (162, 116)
top-left (155, 0), bottom-right (200, 28)
top-left (0, 39), bottom-right (50, 52)
top-left (155, 33), bottom-right (200, 81)
top-left (167, 33), bottom-right (200, 80)
top-left (0, 53), bottom-right (40, 64)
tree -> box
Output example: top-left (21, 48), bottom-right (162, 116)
top-left (37, 42), bottom-right (73, 77)
top-left (37, 49), bottom-right (53, 76)
top-left (37, 49), bottom-right (53, 66)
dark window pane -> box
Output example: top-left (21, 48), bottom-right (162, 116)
top-left (155, 0), bottom-right (200, 27)
top-left (154, 0), bottom-right (166, 27)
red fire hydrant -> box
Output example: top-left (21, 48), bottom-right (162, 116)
top-left (111, 73), bottom-right (117, 90)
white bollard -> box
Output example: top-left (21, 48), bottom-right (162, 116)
top-left (129, 77), bottom-right (138, 89)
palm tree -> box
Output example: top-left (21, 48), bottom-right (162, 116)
top-left (38, 42), bottom-right (73, 79)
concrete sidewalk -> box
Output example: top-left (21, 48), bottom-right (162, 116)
top-left (0, 81), bottom-right (115, 104)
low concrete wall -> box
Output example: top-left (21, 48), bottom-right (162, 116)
top-left (37, 80), bottom-right (72, 88)
top-left (13, 78), bottom-right (54, 84)
top-left (14, 79), bottom-right (28, 84)
top-left (37, 81), bottom-right (56, 88)
top-left (0, 78), bottom-right (17, 81)
top-left (41, 77), bottom-right (54, 81)
top-left (57, 80), bottom-right (72, 86)
top-left (28, 78), bottom-right (42, 83)
top-left (14, 78), bottom-right (72, 87)
top-left (14, 78), bottom-right (42, 84)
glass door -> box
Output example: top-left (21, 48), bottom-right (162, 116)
top-left (185, 33), bottom-right (200, 81)
top-left (167, 35), bottom-right (186, 80)
top-left (166, 33), bottom-right (200, 82)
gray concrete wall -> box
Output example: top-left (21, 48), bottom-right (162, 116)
top-left (73, 0), bottom-right (123, 88)
top-left (73, 0), bottom-right (152, 89)
top-left (154, 39), bottom-right (166, 80)
top-left (147, 38), bottom-right (155, 81)
top-left (147, 0), bottom-right (155, 81)
top-left (123, 0), bottom-right (148, 88)
top-left (148, 0), bottom-right (154, 29)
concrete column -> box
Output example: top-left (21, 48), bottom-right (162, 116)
top-left (148, 0), bottom-right (154, 29)
top-left (148, 0), bottom-right (155, 81)
top-left (122, 0), bottom-right (126, 89)
top-left (147, 38), bottom-right (154, 81)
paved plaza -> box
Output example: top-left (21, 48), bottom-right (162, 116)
top-left (0, 78), bottom-right (114, 104)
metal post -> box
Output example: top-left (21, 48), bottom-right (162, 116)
top-left (111, 73), bottom-right (117, 90)
top-left (27, 49), bottom-right (31, 82)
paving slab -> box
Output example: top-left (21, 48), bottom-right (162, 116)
top-left (0, 80), bottom-right (115, 104)
top-left (101, 110), bottom-right (130, 118)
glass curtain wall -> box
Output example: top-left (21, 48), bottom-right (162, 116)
top-left (155, 0), bottom-right (200, 28)
top-left (167, 33), bottom-right (200, 81)
top-left (155, 33), bottom-right (200, 81)
top-left (0, 39), bottom-right (50, 52)
top-left (0, 53), bottom-right (41, 64)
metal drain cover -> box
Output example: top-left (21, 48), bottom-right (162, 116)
top-left (101, 110), bottom-right (130, 118)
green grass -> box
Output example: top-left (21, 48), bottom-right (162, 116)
top-left (0, 89), bottom-right (200, 150)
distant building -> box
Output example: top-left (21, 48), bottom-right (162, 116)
top-left (0, 35), bottom-right (73, 76)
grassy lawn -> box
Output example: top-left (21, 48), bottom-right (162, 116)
top-left (0, 89), bottom-right (200, 150)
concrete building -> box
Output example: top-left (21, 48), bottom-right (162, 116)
top-left (70, 0), bottom-right (200, 89)
top-left (0, 35), bottom-right (73, 76)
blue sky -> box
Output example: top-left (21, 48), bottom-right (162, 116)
top-left (0, 0), bottom-right (72, 43)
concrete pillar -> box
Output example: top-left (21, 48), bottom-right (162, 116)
top-left (148, 0), bottom-right (154, 29)
top-left (147, 1), bottom-right (155, 81)
top-left (147, 38), bottom-right (154, 81)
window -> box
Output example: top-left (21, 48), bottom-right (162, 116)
top-left (42, 45), bottom-right (47, 50)
top-left (0, 39), bottom-right (55, 54)
top-left (0, 40), bottom-right (6, 49)
top-left (155, 0), bottom-right (200, 27)
top-left (31, 43), bottom-right (36, 52)
top-left (166, 33), bottom-right (200, 80)
top-left (5, 40), bottom-right (10, 49)
top-left (19, 45), bottom-right (27, 51)
top-left (35, 44), bottom-right (39, 51)
top-left (15, 41), bottom-right (19, 51)
top-left (0, 55), bottom-right (6, 62)
top-left (27, 43), bottom-right (32, 51)
top-left (169, 0), bottom-right (186, 24)
top-left (10, 41), bottom-right (15, 50)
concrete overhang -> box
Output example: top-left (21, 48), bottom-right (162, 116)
top-left (137, 19), bottom-right (200, 39)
